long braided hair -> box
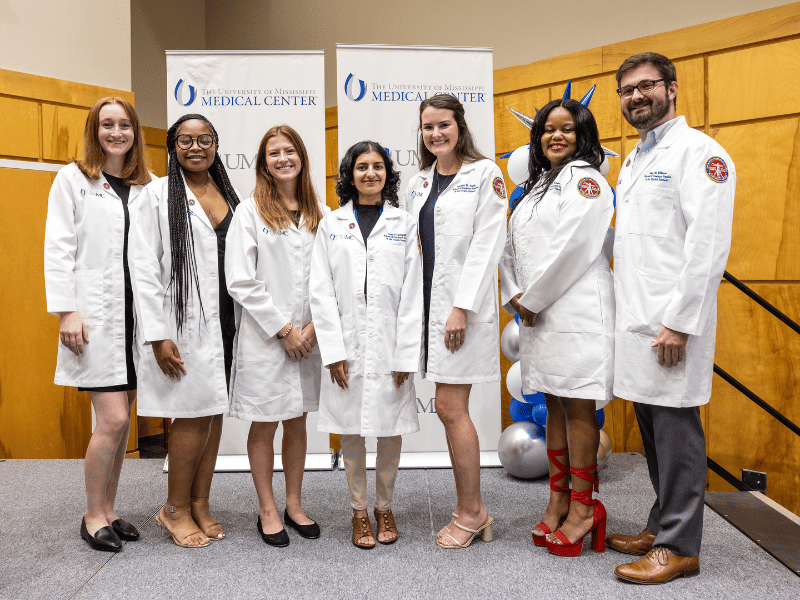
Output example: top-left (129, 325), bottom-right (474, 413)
top-left (165, 113), bottom-right (240, 332)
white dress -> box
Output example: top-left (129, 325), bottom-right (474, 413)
top-left (500, 161), bottom-right (615, 403)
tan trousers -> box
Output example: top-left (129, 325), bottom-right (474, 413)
top-left (340, 434), bottom-right (402, 511)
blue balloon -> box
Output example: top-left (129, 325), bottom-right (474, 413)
top-left (522, 390), bottom-right (544, 405)
top-left (532, 402), bottom-right (548, 427)
top-left (508, 185), bottom-right (524, 209)
top-left (596, 408), bottom-right (605, 429)
top-left (514, 313), bottom-right (520, 325)
top-left (509, 398), bottom-right (533, 423)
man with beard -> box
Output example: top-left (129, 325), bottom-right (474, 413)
top-left (607, 52), bottom-right (736, 584)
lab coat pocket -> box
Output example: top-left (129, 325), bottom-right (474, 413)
top-left (380, 249), bottom-right (405, 288)
top-left (630, 188), bottom-right (673, 238)
top-left (75, 270), bottom-right (104, 326)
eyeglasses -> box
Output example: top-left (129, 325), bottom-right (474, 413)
top-left (176, 134), bottom-right (214, 149)
top-left (616, 79), bottom-right (668, 98)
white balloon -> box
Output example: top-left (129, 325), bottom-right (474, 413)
top-left (506, 145), bottom-right (530, 186)
top-left (600, 155), bottom-right (610, 177)
top-left (505, 361), bottom-right (523, 401)
top-left (500, 319), bottom-right (520, 362)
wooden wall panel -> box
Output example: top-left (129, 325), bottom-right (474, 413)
top-left (0, 97), bottom-right (40, 159)
top-left (494, 87), bottom-right (550, 154)
top-left (709, 38), bottom-right (800, 125)
top-left (41, 104), bottom-right (88, 162)
top-left (142, 126), bottom-right (168, 178)
top-left (709, 282), bottom-right (800, 512)
top-left (0, 70), bottom-right (141, 459)
top-left (713, 118), bottom-right (800, 280)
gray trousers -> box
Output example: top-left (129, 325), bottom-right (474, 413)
top-left (634, 402), bottom-right (706, 557)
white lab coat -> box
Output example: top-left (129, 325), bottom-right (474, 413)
top-left (225, 198), bottom-right (329, 422)
top-left (613, 117), bottom-right (735, 407)
top-left (310, 203), bottom-right (423, 437)
top-left (44, 163), bottom-right (145, 387)
top-left (499, 161), bottom-right (615, 403)
top-left (405, 159), bottom-right (506, 383)
top-left (129, 174), bottom-right (239, 418)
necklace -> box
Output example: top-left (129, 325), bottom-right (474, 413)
top-left (435, 169), bottom-right (456, 194)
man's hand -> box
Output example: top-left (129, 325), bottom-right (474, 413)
top-left (652, 326), bottom-right (689, 368)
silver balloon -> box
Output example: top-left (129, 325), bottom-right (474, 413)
top-left (498, 422), bottom-right (549, 479)
top-left (501, 319), bottom-right (520, 362)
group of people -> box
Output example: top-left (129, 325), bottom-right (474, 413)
top-left (44, 52), bottom-right (735, 585)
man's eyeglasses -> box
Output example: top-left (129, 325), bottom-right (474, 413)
top-left (616, 79), bottom-right (668, 98)
top-left (176, 134), bottom-right (215, 149)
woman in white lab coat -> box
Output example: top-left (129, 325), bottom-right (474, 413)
top-left (405, 95), bottom-right (506, 548)
top-left (130, 113), bottom-right (240, 548)
top-left (311, 141), bottom-right (422, 549)
top-left (499, 98), bottom-right (614, 557)
top-left (225, 125), bottom-right (326, 547)
top-left (44, 97), bottom-right (151, 551)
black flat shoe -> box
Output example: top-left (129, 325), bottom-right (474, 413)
top-left (81, 518), bottom-right (122, 552)
top-left (111, 518), bottom-right (140, 541)
top-left (283, 509), bottom-right (320, 539)
top-left (257, 516), bottom-right (289, 547)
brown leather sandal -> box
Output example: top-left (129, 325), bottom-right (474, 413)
top-left (374, 509), bottom-right (399, 545)
top-left (351, 515), bottom-right (375, 549)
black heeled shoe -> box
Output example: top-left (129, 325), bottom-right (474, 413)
top-left (81, 517), bottom-right (122, 552)
top-left (111, 518), bottom-right (140, 541)
top-left (257, 516), bottom-right (289, 547)
top-left (283, 509), bottom-right (320, 539)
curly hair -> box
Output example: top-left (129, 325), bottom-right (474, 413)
top-left (513, 99), bottom-right (604, 214)
top-left (335, 141), bottom-right (400, 207)
top-left (165, 113), bottom-right (240, 332)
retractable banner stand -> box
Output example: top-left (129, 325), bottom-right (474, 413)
top-left (336, 45), bottom-right (500, 467)
top-left (166, 51), bottom-right (329, 470)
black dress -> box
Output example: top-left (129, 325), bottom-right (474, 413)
top-left (214, 208), bottom-right (236, 380)
top-left (79, 173), bottom-right (137, 393)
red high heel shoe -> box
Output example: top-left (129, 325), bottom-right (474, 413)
top-left (532, 448), bottom-right (570, 547)
top-left (546, 464), bottom-right (606, 557)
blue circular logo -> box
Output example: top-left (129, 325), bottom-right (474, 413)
top-left (174, 78), bottom-right (197, 106)
top-left (344, 73), bottom-right (366, 102)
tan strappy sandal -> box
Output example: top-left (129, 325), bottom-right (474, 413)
top-left (374, 509), bottom-right (399, 545)
top-left (437, 516), bottom-right (494, 549)
top-left (352, 515), bottom-right (376, 549)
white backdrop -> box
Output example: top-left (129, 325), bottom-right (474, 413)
top-left (336, 44), bottom-right (500, 456)
top-left (166, 50), bottom-right (330, 458)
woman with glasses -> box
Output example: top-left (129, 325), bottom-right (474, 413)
top-left (45, 97), bottom-right (151, 552)
top-left (499, 98), bottom-right (614, 557)
top-left (225, 125), bottom-right (326, 547)
top-left (130, 113), bottom-right (240, 548)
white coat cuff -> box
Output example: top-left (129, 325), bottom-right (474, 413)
top-left (144, 325), bottom-right (171, 343)
top-left (47, 299), bottom-right (78, 315)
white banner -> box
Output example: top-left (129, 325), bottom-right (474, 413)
top-left (336, 44), bottom-right (500, 455)
top-left (166, 50), bottom-right (329, 457)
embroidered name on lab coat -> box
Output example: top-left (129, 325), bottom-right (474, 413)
top-left (384, 233), bottom-right (407, 242)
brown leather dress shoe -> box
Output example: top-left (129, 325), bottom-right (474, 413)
top-left (615, 547), bottom-right (700, 584)
top-left (606, 528), bottom-right (656, 555)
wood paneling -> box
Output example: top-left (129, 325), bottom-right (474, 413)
top-left (0, 70), bottom-right (139, 459)
top-left (714, 118), bottom-right (800, 280)
top-left (709, 38), bottom-right (800, 125)
top-left (709, 282), bottom-right (800, 512)
top-left (41, 104), bottom-right (88, 162)
top-left (494, 48), bottom-right (603, 95)
top-left (494, 87), bottom-right (550, 154)
top-left (601, 2), bottom-right (800, 71)
top-left (142, 125), bottom-right (168, 178)
top-left (0, 97), bottom-right (40, 159)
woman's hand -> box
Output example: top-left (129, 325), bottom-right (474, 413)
top-left (392, 371), bottom-right (411, 388)
top-left (329, 360), bottom-right (349, 389)
top-left (444, 307), bottom-right (468, 352)
top-left (152, 339), bottom-right (187, 380)
top-left (301, 322), bottom-right (317, 349)
top-left (280, 324), bottom-right (313, 362)
top-left (518, 303), bottom-right (537, 328)
top-left (59, 311), bottom-right (88, 355)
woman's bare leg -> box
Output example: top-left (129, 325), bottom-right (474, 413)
top-left (248, 420), bottom-right (283, 534)
top-left (282, 414), bottom-right (314, 525)
top-left (190, 413), bottom-right (224, 539)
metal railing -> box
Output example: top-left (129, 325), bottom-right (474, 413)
top-left (708, 271), bottom-right (800, 489)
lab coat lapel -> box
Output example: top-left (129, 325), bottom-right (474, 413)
top-left (336, 203), bottom-right (365, 246)
top-left (625, 117), bottom-right (687, 189)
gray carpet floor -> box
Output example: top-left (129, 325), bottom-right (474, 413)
top-left (0, 453), bottom-right (797, 600)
